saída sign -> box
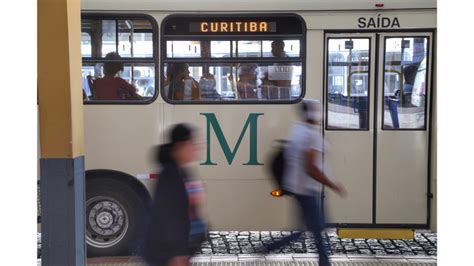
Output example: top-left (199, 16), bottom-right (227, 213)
top-left (358, 15), bottom-right (400, 29)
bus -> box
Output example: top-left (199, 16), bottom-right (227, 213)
top-left (77, 0), bottom-right (436, 256)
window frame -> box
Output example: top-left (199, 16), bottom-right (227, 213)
top-left (81, 13), bottom-right (159, 105)
top-left (381, 35), bottom-right (431, 131)
top-left (160, 13), bottom-right (307, 105)
top-left (325, 36), bottom-right (372, 131)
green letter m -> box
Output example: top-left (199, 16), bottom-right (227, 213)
top-left (201, 113), bottom-right (264, 166)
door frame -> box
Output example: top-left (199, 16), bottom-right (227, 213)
top-left (322, 29), bottom-right (436, 229)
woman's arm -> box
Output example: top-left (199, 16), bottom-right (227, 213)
top-left (119, 78), bottom-right (143, 100)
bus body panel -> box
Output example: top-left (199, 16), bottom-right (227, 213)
top-left (82, 8), bottom-right (436, 231)
top-left (81, 0), bottom-right (436, 12)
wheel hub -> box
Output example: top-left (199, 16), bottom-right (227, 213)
top-left (86, 196), bottom-right (129, 248)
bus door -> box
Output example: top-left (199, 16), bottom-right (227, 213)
top-left (324, 32), bottom-right (433, 226)
top-left (375, 33), bottom-right (433, 225)
top-left (324, 34), bottom-right (376, 224)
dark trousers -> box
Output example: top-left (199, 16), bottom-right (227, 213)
top-left (387, 98), bottom-right (400, 129)
top-left (266, 194), bottom-right (330, 266)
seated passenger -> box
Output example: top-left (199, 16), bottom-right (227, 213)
top-left (261, 40), bottom-right (292, 99)
top-left (93, 52), bottom-right (142, 100)
top-left (82, 74), bottom-right (92, 100)
top-left (237, 63), bottom-right (258, 99)
top-left (271, 40), bottom-right (287, 58)
top-left (199, 73), bottom-right (221, 100)
top-left (137, 78), bottom-right (155, 97)
top-left (165, 63), bottom-right (201, 100)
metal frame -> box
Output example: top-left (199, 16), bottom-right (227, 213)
top-left (81, 13), bottom-right (159, 105)
top-left (160, 13), bottom-right (307, 105)
top-left (426, 30), bottom-right (436, 228)
top-left (372, 34), bottom-right (380, 224)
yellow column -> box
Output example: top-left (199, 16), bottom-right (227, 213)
top-left (38, 0), bottom-right (86, 265)
top-left (39, 0), bottom-right (83, 158)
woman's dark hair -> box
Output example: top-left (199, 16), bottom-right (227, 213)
top-left (300, 99), bottom-right (318, 124)
top-left (155, 123), bottom-right (195, 164)
top-left (169, 123), bottom-right (194, 145)
top-left (166, 63), bottom-right (188, 81)
top-left (103, 52), bottom-right (124, 76)
top-left (166, 63), bottom-right (188, 99)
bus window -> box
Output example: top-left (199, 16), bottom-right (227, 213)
top-left (326, 38), bottom-right (370, 130)
top-left (161, 14), bottom-right (305, 103)
top-left (81, 15), bottom-right (157, 103)
top-left (383, 37), bottom-right (429, 129)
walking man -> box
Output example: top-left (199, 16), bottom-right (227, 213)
top-left (265, 99), bottom-right (346, 266)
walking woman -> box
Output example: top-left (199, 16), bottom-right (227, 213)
top-left (143, 124), bottom-right (206, 266)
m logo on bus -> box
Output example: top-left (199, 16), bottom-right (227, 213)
top-left (201, 113), bottom-right (263, 166)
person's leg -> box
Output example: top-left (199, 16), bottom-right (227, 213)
top-left (297, 195), bottom-right (330, 266)
top-left (263, 195), bottom-right (303, 252)
top-left (388, 98), bottom-right (400, 128)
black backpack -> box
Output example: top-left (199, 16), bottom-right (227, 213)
top-left (269, 140), bottom-right (288, 189)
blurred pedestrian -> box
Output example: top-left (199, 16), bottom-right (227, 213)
top-left (142, 124), bottom-right (206, 266)
top-left (263, 99), bottom-right (346, 266)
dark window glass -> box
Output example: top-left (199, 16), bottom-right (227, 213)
top-left (163, 62), bottom-right (302, 101)
top-left (81, 16), bottom-right (156, 103)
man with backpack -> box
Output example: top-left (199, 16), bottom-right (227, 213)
top-left (265, 99), bottom-right (346, 266)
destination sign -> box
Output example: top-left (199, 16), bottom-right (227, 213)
top-left (163, 15), bottom-right (304, 36)
top-left (190, 21), bottom-right (277, 33)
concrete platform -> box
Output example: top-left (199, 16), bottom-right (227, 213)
top-left (37, 254), bottom-right (437, 265)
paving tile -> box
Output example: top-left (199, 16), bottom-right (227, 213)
top-left (264, 254), bottom-right (294, 261)
top-left (211, 255), bottom-right (238, 262)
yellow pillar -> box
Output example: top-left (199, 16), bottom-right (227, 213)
top-left (38, 0), bottom-right (85, 264)
top-left (39, 0), bottom-right (83, 158)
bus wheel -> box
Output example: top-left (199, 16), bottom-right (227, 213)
top-left (86, 178), bottom-right (144, 257)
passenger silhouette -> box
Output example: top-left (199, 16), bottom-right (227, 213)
top-left (165, 63), bottom-right (201, 101)
top-left (93, 52), bottom-right (142, 100)
top-left (237, 63), bottom-right (258, 99)
top-left (262, 40), bottom-right (292, 99)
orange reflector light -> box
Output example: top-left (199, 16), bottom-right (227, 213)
top-left (271, 189), bottom-right (284, 197)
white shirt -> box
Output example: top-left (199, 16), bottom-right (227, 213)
top-left (282, 122), bottom-right (326, 196)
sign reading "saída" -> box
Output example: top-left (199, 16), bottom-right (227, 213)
top-left (358, 15), bottom-right (401, 29)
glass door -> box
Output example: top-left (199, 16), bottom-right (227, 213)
top-left (375, 33), bottom-right (433, 224)
top-left (324, 32), bottom-right (433, 226)
top-left (324, 33), bottom-right (376, 224)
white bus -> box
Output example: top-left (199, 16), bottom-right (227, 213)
top-left (78, 0), bottom-right (436, 256)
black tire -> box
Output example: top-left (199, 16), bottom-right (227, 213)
top-left (86, 178), bottom-right (145, 257)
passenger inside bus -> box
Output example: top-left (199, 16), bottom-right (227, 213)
top-left (198, 73), bottom-right (221, 100)
top-left (261, 40), bottom-right (292, 99)
top-left (237, 63), bottom-right (258, 99)
top-left (165, 63), bottom-right (201, 100)
top-left (271, 40), bottom-right (287, 58)
top-left (401, 63), bottom-right (419, 105)
top-left (387, 62), bottom-right (421, 128)
top-left (92, 52), bottom-right (142, 100)
top-left (136, 78), bottom-right (155, 97)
